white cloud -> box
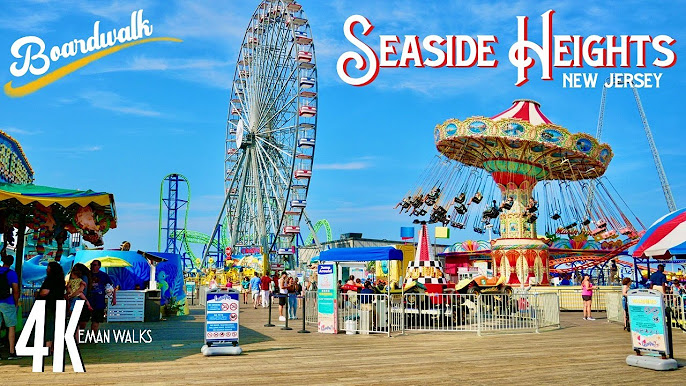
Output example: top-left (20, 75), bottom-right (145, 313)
top-left (0, 127), bottom-right (43, 135)
top-left (86, 56), bottom-right (231, 74)
top-left (79, 90), bottom-right (161, 117)
top-left (316, 161), bottom-right (371, 170)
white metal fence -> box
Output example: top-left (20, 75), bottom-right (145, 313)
top-left (338, 292), bottom-right (389, 335)
top-left (305, 291), bottom-right (317, 326)
top-left (664, 294), bottom-right (686, 331)
top-left (605, 292), bottom-right (624, 324)
top-left (305, 291), bottom-right (560, 336)
top-left (400, 293), bottom-right (478, 332)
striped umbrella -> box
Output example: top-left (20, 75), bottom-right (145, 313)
top-left (632, 208), bottom-right (686, 259)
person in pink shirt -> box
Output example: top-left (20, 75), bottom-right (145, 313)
top-left (581, 275), bottom-right (595, 321)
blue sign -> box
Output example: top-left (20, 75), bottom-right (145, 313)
top-left (318, 264), bottom-right (333, 275)
top-left (205, 291), bottom-right (240, 343)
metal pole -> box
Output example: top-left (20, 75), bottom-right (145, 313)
top-left (298, 291), bottom-right (309, 333)
top-left (282, 295), bottom-right (292, 330)
top-left (477, 295), bottom-right (482, 336)
top-left (264, 293), bottom-right (274, 327)
top-left (14, 214), bottom-right (26, 290)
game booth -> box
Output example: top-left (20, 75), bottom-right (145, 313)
top-left (316, 246), bottom-right (404, 334)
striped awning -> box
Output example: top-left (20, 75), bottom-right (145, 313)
top-left (632, 208), bottom-right (686, 259)
top-left (491, 99), bottom-right (553, 125)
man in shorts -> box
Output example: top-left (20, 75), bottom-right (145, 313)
top-left (249, 272), bottom-right (261, 309)
top-left (80, 260), bottom-right (116, 332)
top-left (0, 254), bottom-right (19, 360)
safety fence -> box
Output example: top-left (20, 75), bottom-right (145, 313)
top-left (545, 287), bottom-right (621, 311)
top-left (20, 287), bottom-right (39, 318)
top-left (664, 294), bottom-right (686, 331)
top-left (605, 292), bottom-right (686, 332)
top-left (305, 290), bottom-right (318, 326)
top-left (306, 291), bottom-right (560, 336)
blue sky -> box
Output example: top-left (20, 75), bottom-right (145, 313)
top-left (0, 0), bottom-right (684, 253)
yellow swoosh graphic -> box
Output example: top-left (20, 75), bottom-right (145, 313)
top-left (4, 37), bottom-right (182, 98)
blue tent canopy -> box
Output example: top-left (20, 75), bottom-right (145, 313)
top-left (318, 247), bottom-right (403, 263)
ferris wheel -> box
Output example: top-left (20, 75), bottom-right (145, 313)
top-left (222, 0), bottom-right (317, 258)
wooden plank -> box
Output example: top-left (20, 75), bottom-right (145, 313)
top-left (1, 305), bottom-right (684, 383)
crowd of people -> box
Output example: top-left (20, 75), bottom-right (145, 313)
top-left (0, 257), bottom-right (117, 359)
top-left (235, 271), bottom-right (309, 321)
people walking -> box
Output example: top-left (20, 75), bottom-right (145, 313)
top-left (0, 253), bottom-right (19, 360)
top-left (278, 272), bottom-right (288, 321)
top-left (287, 276), bottom-right (298, 319)
top-left (581, 275), bottom-right (595, 321)
top-left (650, 264), bottom-right (668, 294)
top-left (260, 272), bottom-right (272, 308)
top-left (37, 261), bottom-right (66, 355)
top-left (622, 277), bottom-right (632, 331)
top-left (250, 272), bottom-right (261, 309)
top-left (241, 276), bottom-right (250, 304)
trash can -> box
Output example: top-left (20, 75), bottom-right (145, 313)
top-left (345, 319), bottom-right (357, 334)
top-left (145, 289), bottom-right (161, 322)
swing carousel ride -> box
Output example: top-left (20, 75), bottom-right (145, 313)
top-left (397, 99), bottom-right (644, 286)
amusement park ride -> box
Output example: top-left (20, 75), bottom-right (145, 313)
top-left (153, 2), bottom-right (334, 274)
top-left (202, 0), bottom-right (323, 272)
top-left (398, 87), bottom-right (676, 285)
top-left (157, 173), bottom-right (332, 272)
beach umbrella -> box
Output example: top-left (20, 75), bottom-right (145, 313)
top-left (83, 256), bottom-right (132, 268)
top-left (632, 208), bottom-right (686, 259)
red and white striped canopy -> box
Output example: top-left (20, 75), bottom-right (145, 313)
top-left (491, 99), bottom-right (553, 125)
top-left (413, 224), bottom-right (434, 263)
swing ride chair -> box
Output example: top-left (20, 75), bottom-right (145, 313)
top-left (397, 99), bottom-right (645, 285)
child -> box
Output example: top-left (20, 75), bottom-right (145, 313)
top-left (67, 269), bottom-right (93, 313)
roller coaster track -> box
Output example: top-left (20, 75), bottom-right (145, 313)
top-left (304, 219), bottom-right (332, 245)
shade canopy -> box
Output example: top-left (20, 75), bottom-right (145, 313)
top-left (632, 208), bottom-right (686, 259)
top-left (0, 183), bottom-right (114, 208)
top-left (0, 182), bottom-right (116, 247)
top-left (318, 247), bottom-right (403, 262)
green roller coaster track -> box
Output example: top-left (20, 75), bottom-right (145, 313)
top-left (304, 219), bottom-right (333, 246)
top-left (158, 174), bottom-right (332, 265)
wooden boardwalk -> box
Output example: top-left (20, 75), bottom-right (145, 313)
top-left (1, 303), bottom-right (684, 385)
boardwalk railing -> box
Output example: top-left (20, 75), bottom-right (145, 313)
top-left (304, 291), bottom-right (560, 336)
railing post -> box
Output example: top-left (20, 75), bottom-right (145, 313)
top-left (477, 295), bottom-right (482, 336)
top-left (534, 294), bottom-right (540, 333)
top-left (298, 292), bottom-right (309, 333)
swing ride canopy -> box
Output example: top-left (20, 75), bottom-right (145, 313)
top-left (435, 99), bottom-right (614, 182)
top-left (632, 208), bottom-right (686, 259)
